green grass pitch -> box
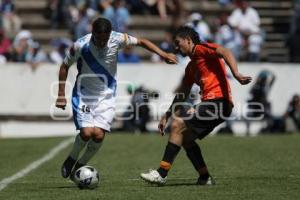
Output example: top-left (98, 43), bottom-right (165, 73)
top-left (0, 133), bottom-right (299, 200)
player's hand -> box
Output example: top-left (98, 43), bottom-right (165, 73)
top-left (56, 96), bottom-right (67, 110)
top-left (158, 114), bottom-right (168, 136)
top-left (234, 73), bottom-right (252, 85)
top-left (163, 53), bottom-right (178, 64)
top-left (186, 107), bottom-right (196, 115)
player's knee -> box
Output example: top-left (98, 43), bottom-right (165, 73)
top-left (182, 139), bottom-right (195, 149)
top-left (170, 118), bottom-right (185, 131)
top-left (182, 132), bottom-right (197, 148)
top-left (80, 128), bottom-right (94, 141)
top-left (92, 128), bottom-right (106, 142)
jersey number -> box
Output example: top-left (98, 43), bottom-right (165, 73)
top-left (81, 105), bottom-right (91, 113)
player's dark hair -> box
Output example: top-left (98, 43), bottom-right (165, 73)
top-left (173, 26), bottom-right (201, 44)
top-left (92, 17), bottom-right (112, 34)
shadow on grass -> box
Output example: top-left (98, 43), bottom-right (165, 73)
top-left (143, 178), bottom-right (199, 187)
top-left (41, 185), bottom-right (78, 189)
top-left (56, 185), bottom-right (78, 189)
top-left (164, 182), bottom-right (197, 187)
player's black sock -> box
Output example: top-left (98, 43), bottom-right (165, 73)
top-left (157, 142), bottom-right (181, 178)
top-left (184, 143), bottom-right (209, 180)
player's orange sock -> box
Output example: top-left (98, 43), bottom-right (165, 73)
top-left (160, 161), bottom-right (172, 170)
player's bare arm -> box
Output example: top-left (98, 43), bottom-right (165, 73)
top-left (216, 46), bottom-right (252, 85)
top-left (55, 62), bottom-right (69, 110)
top-left (137, 38), bottom-right (178, 64)
top-left (158, 82), bottom-right (192, 135)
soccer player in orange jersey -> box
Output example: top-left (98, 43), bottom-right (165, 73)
top-left (141, 26), bottom-right (252, 185)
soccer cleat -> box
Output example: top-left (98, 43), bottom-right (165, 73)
top-left (197, 176), bottom-right (216, 186)
top-left (140, 169), bottom-right (167, 185)
top-left (61, 156), bottom-right (76, 178)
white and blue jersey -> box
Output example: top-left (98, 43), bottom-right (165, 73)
top-left (64, 31), bottom-right (138, 131)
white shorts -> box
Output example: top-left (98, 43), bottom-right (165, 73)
top-left (71, 93), bottom-right (115, 132)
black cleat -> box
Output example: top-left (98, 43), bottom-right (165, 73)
top-left (61, 156), bottom-right (76, 178)
top-left (197, 176), bottom-right (216, 186)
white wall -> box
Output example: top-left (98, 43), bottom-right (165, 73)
top-left (0, 62), bottom-right (299, 137)
top-left (1, 62), bottom-right (299, 116)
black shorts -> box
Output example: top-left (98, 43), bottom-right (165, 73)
top-left (181, 99), bottom-right (233, 140)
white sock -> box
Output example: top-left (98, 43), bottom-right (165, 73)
top-left (77, 139), bottom-right (103, 165)
top-left (69, 134), bottom-right (88, 160)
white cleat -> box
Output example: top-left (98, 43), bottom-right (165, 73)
top-left (140, 169), bottom-right (167, 185)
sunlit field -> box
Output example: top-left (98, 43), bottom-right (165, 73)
top-left (0, 133), bottom-right (299, 200)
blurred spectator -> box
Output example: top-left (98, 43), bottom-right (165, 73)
top-left (118, 46), bottom-right (140, 63)
top-left (0, 29), bottom-right (11, 62)
top-left (67, 0), bottom-right (96, 38)
top-left (26, 41), bottom-right (48, 71)
top-left (288, 24), bottom-right (300, 62)
top-left (248, 31), bottom-right (263, 62)
top-left (102, 0), bottom-right (130, 33)
top-left (228, 0), bottom-right (263, 62)
top-left (151, 28), bottom-right (174, 62)
top-left (186, 12), bottom-right (212, 42)
top-left (89, 0), bottom-right (98, 10)
top-left (215, 12), bottom-right (242, 60)
top-left (287, 0), bottom-right (300, 62)
top-left (125, 0), bottom-right (156, 14)
top-left (284, 94), bottom-right (300, 132)
top-left (218, 0), bottom-right (232, 7)
top-left (246, 70), bottom-right (275, 134)
top-left (45, 0), bottom-right (69, 28)
top-left (156, 0), bottom-right (185, 29)
top-left (289, 0), bottom-right (300, 38)
top-left (121, 84), bottom-right (159, 133)
top-left (67, 0), bottom-right (92, 22)
top-left (1, 0), bottom-right (22, 39)
top-left (49, 38), bottom-right (72, 64)
top-left (11, 30), bottom-right (32, 62)
top-left (74, 6), bottom-right (92, 39)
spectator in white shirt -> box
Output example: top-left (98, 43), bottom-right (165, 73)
top-left (228, 0), bottom-right (263, 62)
top-left (215, 12), bottom-right (242, 60)
top-left (186, 13), bottom-right (212, 42)
top-left (26, 41), bottom-right (48, 71)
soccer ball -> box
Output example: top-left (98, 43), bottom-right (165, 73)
top-left (73, 165), bottom-right (100, 189)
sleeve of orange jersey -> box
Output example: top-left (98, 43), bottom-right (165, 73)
top-left (194, 43), bottom-right (220, 58)
top-left (182, 63), bottom-right (194, 87)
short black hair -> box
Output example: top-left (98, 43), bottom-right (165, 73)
top-left (173, 26), bottom-right (201, 44)
top-left (92, 17), bottom-right (112, 34)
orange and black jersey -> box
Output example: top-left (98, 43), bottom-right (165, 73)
top-left (183, 43), bottom-right (232, 103)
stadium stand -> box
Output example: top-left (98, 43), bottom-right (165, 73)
top-left (15, 0), bottom-right (294, 62)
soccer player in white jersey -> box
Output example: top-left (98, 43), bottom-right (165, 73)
top-left (55, 17), bottom-right (177, 179)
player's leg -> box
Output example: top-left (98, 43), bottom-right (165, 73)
top-left (181, 100), bottom-right (233, 185)
top-left (72, 101), bottom-right (114, 172)
top-left (76, 127), bottom-right (106, 168)
top-left (61, 127), bottom-right (93, 178)
top-left (140, 117), bottom-right (186, 184)
top-left (182, 133), bottom-right (215, 185)
top-left (156, 117), bottom-right (186, 177)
